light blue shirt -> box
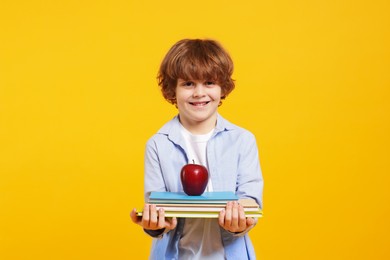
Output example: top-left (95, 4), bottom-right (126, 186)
top-left (144, 114), bottom-right (263, 260)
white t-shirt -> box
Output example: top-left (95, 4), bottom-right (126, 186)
top-left (178, 125), bottom-right (225, 260)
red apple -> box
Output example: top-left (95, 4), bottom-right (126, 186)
top-left (180, 161), bottom-right (209, 196)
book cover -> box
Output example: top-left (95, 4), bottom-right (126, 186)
top-left (148, 191), bottom-right (238, 204)
top-left (237, 198), bottom-right (260, 208)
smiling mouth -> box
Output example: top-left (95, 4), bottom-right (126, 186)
top-left (189, 101), bottom-right (210, 106)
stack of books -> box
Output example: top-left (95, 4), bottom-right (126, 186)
top-left (136, 191), bottom-right (263, 218)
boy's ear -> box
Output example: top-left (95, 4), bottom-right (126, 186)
top-left (220, 87), bottom-right (227, 98)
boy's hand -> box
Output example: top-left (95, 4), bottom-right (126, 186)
top-left (130, 204), bottom-right (177, 231)
top-left (218, 201), bottom-right (255, 233)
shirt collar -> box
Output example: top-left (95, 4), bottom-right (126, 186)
top-left (157, 113), bottom-right (235, 145)
top-left (158, 113), bottom-right (234, 134)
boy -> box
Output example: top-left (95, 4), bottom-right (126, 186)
top-left (130, 39), bottom-right (263, 259)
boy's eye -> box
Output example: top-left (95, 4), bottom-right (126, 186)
top-left (183, 81), bottom-right (194, 87)
top-left (205, 81), bottom-right (215, 86)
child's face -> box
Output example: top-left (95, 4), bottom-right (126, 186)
top-left (176, 79), bottom-right (222, 131)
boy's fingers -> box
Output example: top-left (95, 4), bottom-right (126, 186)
top-left (142, 204), bottom-right (150, 227)
top-left (218, 209), bottom-right (226, 227)
top-left (130, 208), bottom-right (140, 224)
top-left (157, 208), bottom-right (165, 229)
top-left (238, 206), bottom-right (247, 230)
top-left (171, 217), bottom-right (177, 229)
top-left (246, 217), bottom-right (255, 227)
top-left (149, 204), bottom-right (158, 229)
top-left (166, 217), bottom-right (177, 230)
top-left (224, 202), bottom-right (232, 228)
top-left (231, 202), bottom-right (239, 228)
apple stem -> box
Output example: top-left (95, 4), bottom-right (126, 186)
top-left (192, 159), bottom-right (195, 164)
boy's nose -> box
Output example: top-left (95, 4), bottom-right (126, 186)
top-left (193, 84), bottom-right (206, 97)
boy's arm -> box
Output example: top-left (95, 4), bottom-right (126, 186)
top-left (137, 139), bottom-right (176, 238)
top-left (236, 132), bottom-right (263, 208)
top-left (144, 139), bottom-right (168, 200)
top-left (219, 132), bottom-right (263, 236)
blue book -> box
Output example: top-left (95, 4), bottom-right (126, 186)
top-left (148, 191), bottom-right (238, 204)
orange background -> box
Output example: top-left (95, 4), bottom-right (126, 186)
top-left (1, 0), bottom-right (389, 259)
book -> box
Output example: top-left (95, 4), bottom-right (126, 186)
top-left (236, 198), bottom-right (260, 208)
top-left (154, 206), bottom-right (259, 212)
top-left (153, 199), bottom-right (260, 212)
top-left (136, 198), bottom-right (262, 218)
top-left (136, 192), bottom-right (262, 218)
top-left (148, 191), bottom-right (238, 204)
top-left (135, 209), bottom-right (263, 218)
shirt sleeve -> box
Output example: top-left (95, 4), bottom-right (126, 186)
top-left (141, 138), bottom-right (170, 239)
top-left (144, 138), bottom-right (168, 201)
top-left (143, 228), bottom-right (166, 238)
top-left (236, 132), bottom-right (264, 209)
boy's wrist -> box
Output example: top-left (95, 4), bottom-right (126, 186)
top-left (225, 222), bottom-right (256, 237)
